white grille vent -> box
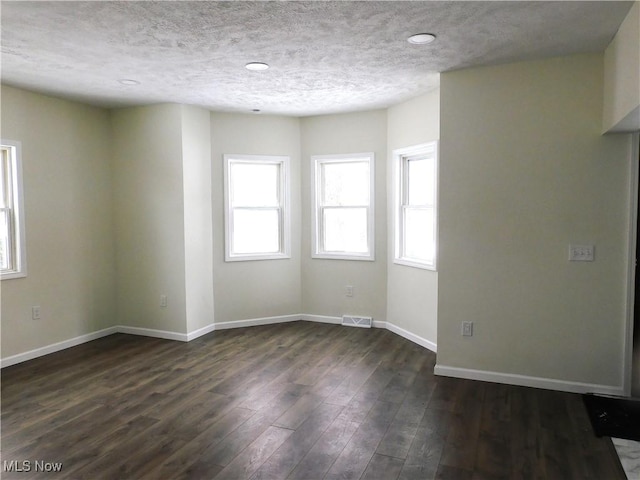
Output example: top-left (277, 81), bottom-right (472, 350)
top-left (342, 315), bottom-right (373, 328)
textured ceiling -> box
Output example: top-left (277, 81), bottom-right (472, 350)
top-left (0, 1), bottom-right (634, 116)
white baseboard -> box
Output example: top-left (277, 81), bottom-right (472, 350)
top-left (116, 325), bottom-right (189, 342)
top-left (0, 326), bottom-right (118, 368)
top-left (186, 322), bottom-right (217, 341)
top-left (0, 314), bottom-right (440, 368)
top-left (3, 316), bottom-right (620, 396)
top-left (213, 314), bottom-right (301, 330)
top-left (300, 314), bottom-right (342, 325)
top-left (381, 321), bottom-right (437, 353)
top-left (434, 364), bottom-right (624, 396)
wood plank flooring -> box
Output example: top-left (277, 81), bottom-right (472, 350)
top-left (1, 321), bottom-right (626, 479)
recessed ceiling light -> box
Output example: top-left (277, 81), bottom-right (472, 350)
top-left (407, 33), bottom-right (436, 45)
top-left (245, 62), bottom-right (269, 71)
top-left (118, 79), bottom-right (140, 85)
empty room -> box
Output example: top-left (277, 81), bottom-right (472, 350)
top-left (1, 1), bottom-right (639, 479)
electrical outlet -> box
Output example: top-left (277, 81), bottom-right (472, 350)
top-left (160, 294), bottom-right (168, 308)
top-left (32, 306), bottom-right (41, 320)
top-left (569, 245), bottom-right (594, 262)
top-left (345, 285), bottom-right (353, 297)
top-left (462, 321), bottom-right (473, 337)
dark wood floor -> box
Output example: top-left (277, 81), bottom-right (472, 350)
top-left (1, 321), bottom-right (626, 479)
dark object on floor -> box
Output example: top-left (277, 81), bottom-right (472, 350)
top-left (583, 393), bottom-right (640, 441)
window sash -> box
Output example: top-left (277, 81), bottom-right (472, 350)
top-left (0, 148), bottom-right (9, 209)
top-left (394, 142), bottom-right (438, 270)
top-left (401, 205), bottom-right (436, 265)
top-left (0, 207), bottom-right (13, 271)
top-left (229, 207), bottom-right (282, 255)
top-left (230, 162), bottom-right (281, 208)
top-left (223, 154), bottom-right (290, 262)
top-left (320, 206), bottom-right (369, 254)
top-left (312, 153), bottom-right (374, 260)
top-left (320, 160), bottom-right (370, 207)
top-left (404, 155), bottom-right (436, 207)
top-left (0, 140), bottom-right (26, 279)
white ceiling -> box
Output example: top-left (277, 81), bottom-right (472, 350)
top-left (1, 1), bottom-right (634, 116)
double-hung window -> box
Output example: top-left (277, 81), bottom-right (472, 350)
top-left (394, 142), bottom-right (438, 270)
top-left (1, 140), bottom-right (27, 279)
top-left (312, 153), bottom-right (374, 260)
top-left (224, 154), bottom-right (290, 261)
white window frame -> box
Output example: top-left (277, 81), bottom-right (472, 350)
top-left (223, 154), bottom-right (291, 262)
top-left (1, 139), bottom-right (27, 279)
top-left (311, 152), bottom-right (375, 261)
top-left (393, 142), bottom-right (438, 270)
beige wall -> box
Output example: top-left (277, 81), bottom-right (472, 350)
top-left (111, 104), bottom-right (188, 333)
top-left (437, 54), bottom-right (633, 390)
top-left (3, 48), bottom-right (635, 395)
top-left (210, 112), bottom-right (302, 323)
top-left (386, 90), bottom-right (440, 346)
top-left (301, 110), bottom-right (388, 322)
top-left (603, 1), bottom-right (640, 133)
top-left (181, 105), bottom-right (215, 333)
top-left (0, 85), bottom-right (115, 357)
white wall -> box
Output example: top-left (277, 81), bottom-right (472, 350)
top-left (210, 112), bottom-right (302, 323)
top-left (111, 104), bottom-right (188, 333)
top-left (386, 90), bottom-right (440, 349)
top-left (181, 105), bottom-right (215, 333)
top-left (301, 110), bottom-right (388, 323)
top-left (0, 85), bottom-right (115, 357)
top-left (437, 54), bottom-right (633, 393)
top-left (603, 1), bottom-right (640, 133)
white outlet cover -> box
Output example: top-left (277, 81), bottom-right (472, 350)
top-left (569, 245), bottom-right (594, 262)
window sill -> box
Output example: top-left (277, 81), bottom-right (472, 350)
top-left (394, 258), bottom-right (436, 271)
top-left (312, 253), bottom-right (375, 261)
top-left (225, 253), bottom-right (291, 262)
top-left (1, 270), bottom-right (27, 280)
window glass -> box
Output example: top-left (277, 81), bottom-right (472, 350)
top-left (407, 157), bottom-right (435, 205)
top-left (312, 153), bottom-right (374, 260)
top-left (404, 208), bottom-right (435, 261)
top-left (393, 142), bottom-right (438, 270)
top-left (224, 155), bottom-right (290, 262)
top-left (322, 161), bottom-right (369, 206)
top-left (1, 140), bottom-right (26, 279)
top-left (323, 207), bottom-right (368, 253)
top-left (232, 209), bottom-right (280, 254)
top-left (231, 163), bottom-right (279, 207)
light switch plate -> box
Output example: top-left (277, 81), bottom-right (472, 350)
top-left (462, 321), bottom-right (473, 337)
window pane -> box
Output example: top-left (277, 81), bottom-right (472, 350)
top-left (232, 209), bottom-right (280, 254)
top-left (231, 163), bottom-right (279, 207)
top-left (0, 209), bottom-right (10, 270)
top-left (407, 157), bottom-right (435, 205)
top-left (323, 207), bottom-right (368, 253)
top-left (0, 149), bottom-right (8, 209)
top-left (322, 161), bottom-right (369, 206)
top-left (404, 207), bottom-right (435, 262)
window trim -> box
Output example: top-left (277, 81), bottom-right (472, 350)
top-left (393, 142), bottom-right (438, 271)
top-left (223, 154), bottom-right (291, 262)
top-left (1, 139), bottom-right (27, 280)
top-left (311, 152), bottom-right (375, 261)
